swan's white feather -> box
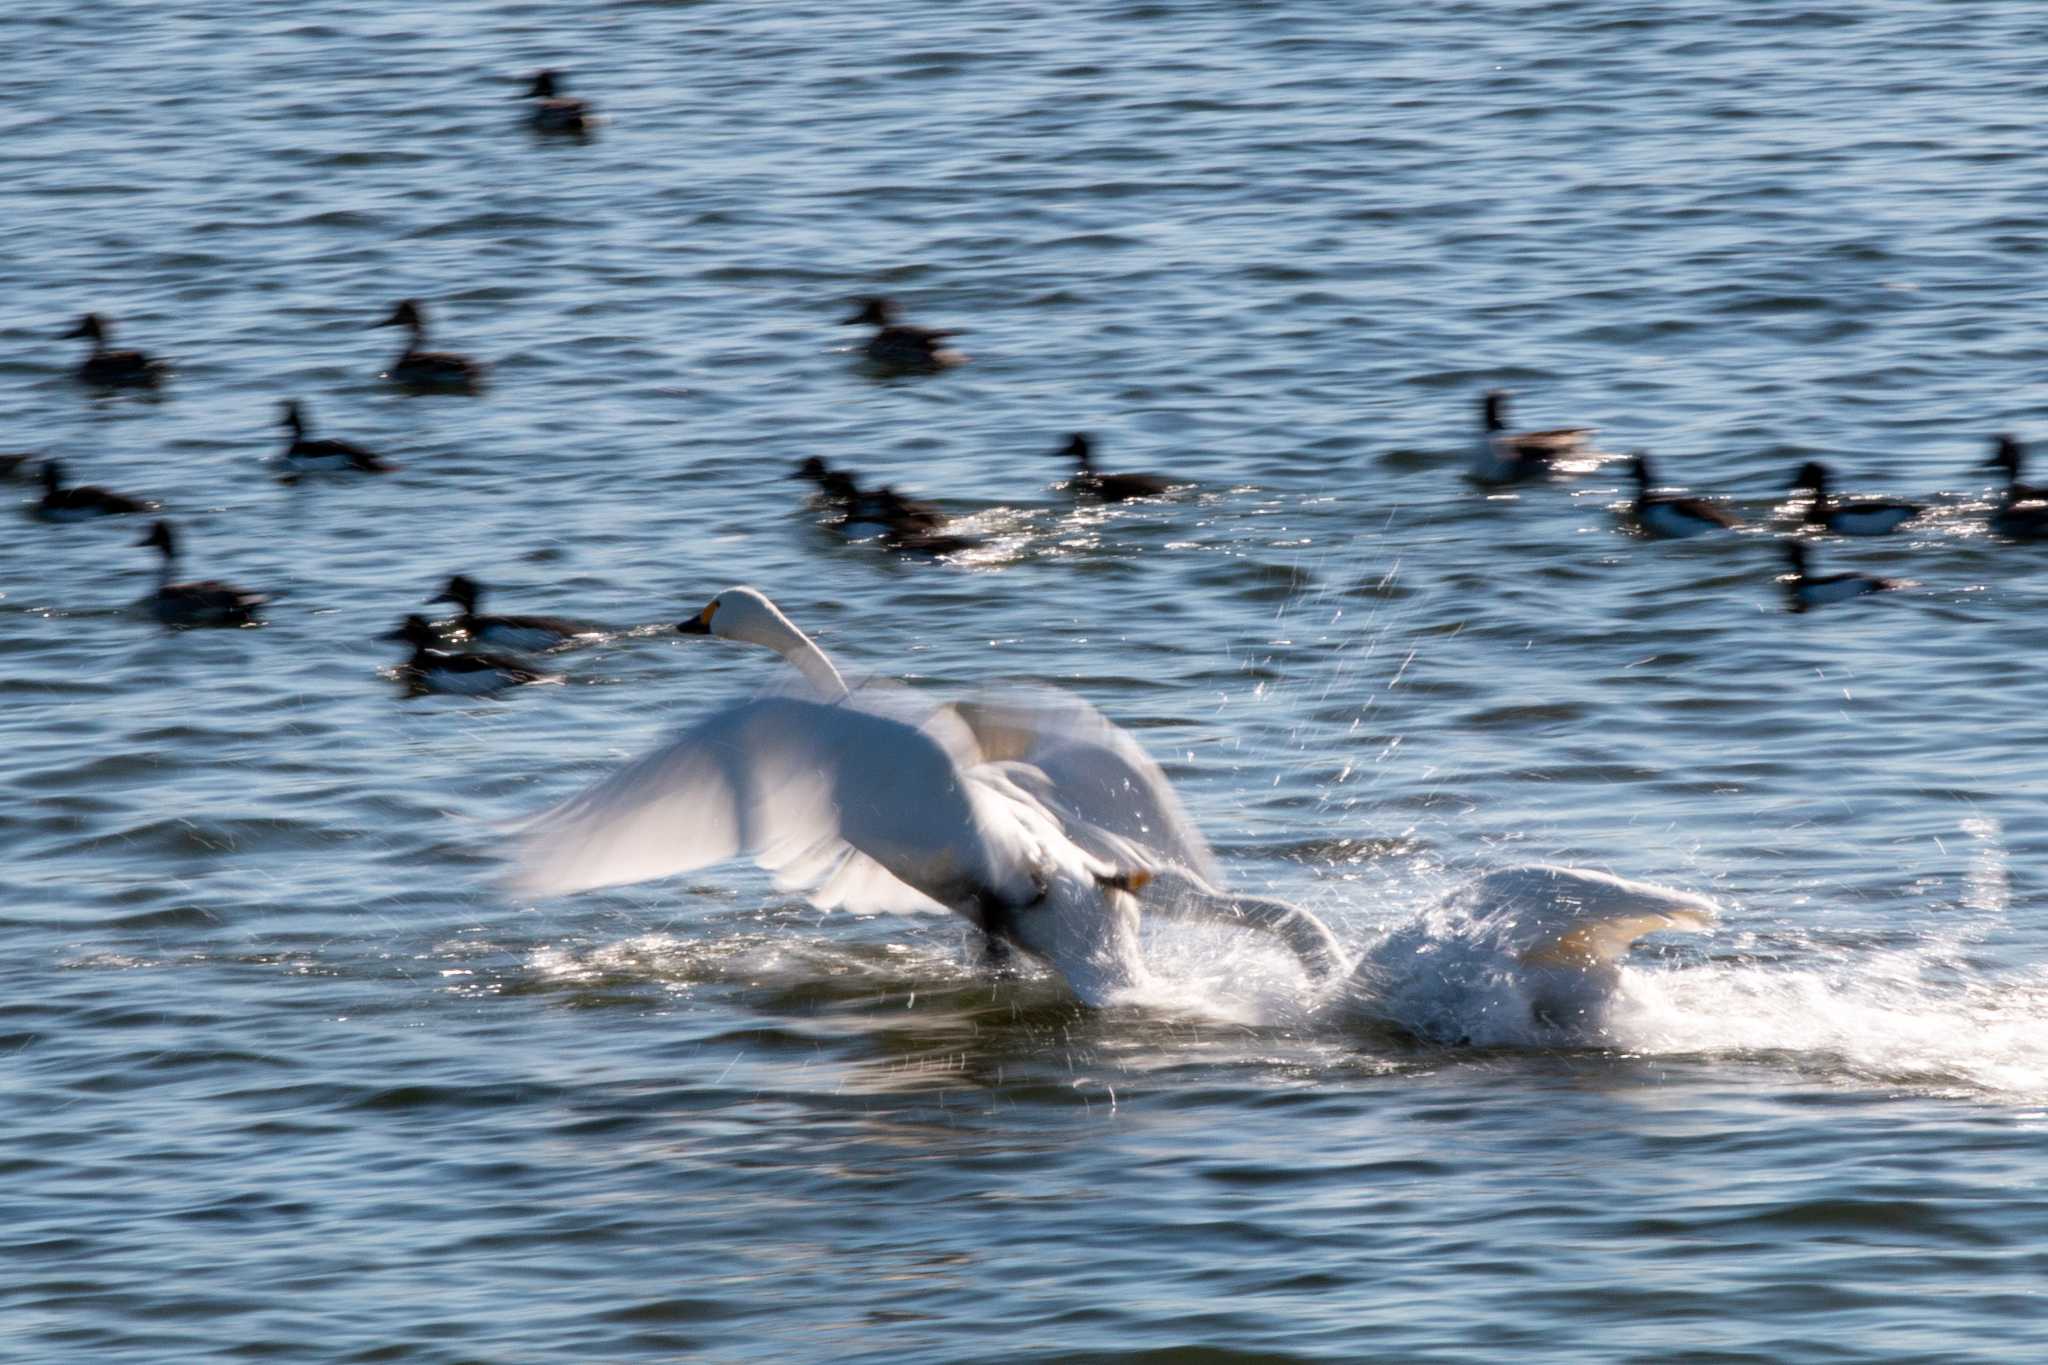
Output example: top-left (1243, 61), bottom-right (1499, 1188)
top-left (510, 694), bottom-right (1018, 907)
top-left (946, 687), bottom-right (1221, 883)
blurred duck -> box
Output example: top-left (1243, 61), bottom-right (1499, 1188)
top-left (1059, 433), bottom-right (1171, 502)
top-left (1628, 452), bottom-right (1742, 538)
top-left (1787, 461), bottom-right (1920, 536)
top-left (1779, 540), bottom-right (1903, 612)
top-left (280, 401), bottom-right (392, 477)
top-left (375, 300), bottom-right (486, 391)
top-left (36, 460), bottom-right (154, 521)
top-left (523, 70), bottom-right (592, 135)
top-left (870, 484), bottom-right (947, 532)
top-left (1472, 389), bottom-right (1595, 485)
top-left (1989, 484), bottom-right (2048, 541)
top-left (840, 297), bottom-right (966, 372)
top-left (63, 314), bottom-right (166, 388)
top-left (135, 521), bottom-right (267, 627)
top-left (428, 574), bottom-right (601, 651)
top-left (385, 615), bottom-right (554, 696)
top-left (1985, 434), bottom-right (2048, 503)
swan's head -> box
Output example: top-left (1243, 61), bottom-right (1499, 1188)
top-left (676, 586), bottom-right (805, 649)
top-left (1004, 870), bottom-right (1150, 1007)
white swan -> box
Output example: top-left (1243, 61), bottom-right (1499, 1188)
top-left (1348, 864), bottom-right (1719, 1045)
top-left (509, 587), bottom-right (1347, 1003)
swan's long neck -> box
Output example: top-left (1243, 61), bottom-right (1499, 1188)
top-left (746, 617), bottom-right (849, 700)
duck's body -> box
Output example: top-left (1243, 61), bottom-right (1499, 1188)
top-left (64, 314), bottom-right (166, 388)
top-left (841, 298), bottom-right (966, 373)
top-left (1779, 540), bottom-right (1903, 611)
top-left (514, 586), bottom-right (1347, 1003)
top-left (523, 70), bottom-right (592, 135)
top-left (386, 615), bottom-right (554, 695)
top-left (1989, 484), bottom-right (2048, 542)
top-left (429, 575), bottom-right (601, 651)
top-left (1472, 390), bottom-right (1595, 485)
top-left (1060, 433), bottom-right (1172, 502)
top-left (375, 300), bottom-right (486, 391)
top-left (1628, 453), bottom-right (1742, 538)
top-left (36, 460), bottom-right (154, 522)
top-left (136, 521), bottom-right (267, 627)
top-left (1986, 434), bottom-right (2048, 504)
top-left (1789, 461), bottom-right (1919, 536)
top-left (280, 401), bottom-right (391, 477)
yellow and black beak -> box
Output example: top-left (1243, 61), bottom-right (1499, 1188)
top-left (676, 601), bottom-right (716, 635)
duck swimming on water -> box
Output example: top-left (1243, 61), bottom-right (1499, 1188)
top-left (63, 314), bottom-right (166, 388)
top-left (385, 615), bottom-right (556, 696)
top-left (1627, 452), bottom-right (1742, 538)
top-left (522, 69), bottom-right (593, 135)
top-left (1471, 389), bottom-right (1595, 485)
top-left (841, 297), bottom-right (966, 373)
top-left (1984, 434), bottom-right (2048, 504)
top-left (36, 460), bottom-right (155, 522)
top-left (428, 574), bottom-right (602, 651)
top-left (135, 521), bottom-right (268, 627)
top-left (375, 300), bottom-right (486, 391)
top-left (1058, 432), bottom-right (1173, 502)
top-left (1787, 461), bottom-right (1920, 536)
top-left (279, 401), bottom-right (392, 478)
top-left (1779, 539), bottom-right (1904, 611)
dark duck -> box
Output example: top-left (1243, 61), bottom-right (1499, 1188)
top-left (840, 297), bottom-right (966, 373)
top-left (375, 300), bottom-right (486, 391)
top-left (1787, 461), bottom-right (1919, 536)
top-left (385, 615), bottom-right (555, 696)
top-left (522, 69), bottom-right (593, 135)
top-left (136, 521), bottom-right (268, 627)
top-left (1471, 389), bottom-right (1595, 485)
top-left (1779, 540), bottom-right (1904, 612)
top-left (36, 460), bottom-right (155, 522)
top-left (279, 400), bottom-right (393, 478)
top-left (64, 313), bottom-right (167, 388)
top-left (429, 575), bottom-right (601, 651)
top-left (1058, 433), bottom-right (1172, 502)
top-left (1627, 452), bottom-right (1742, 538)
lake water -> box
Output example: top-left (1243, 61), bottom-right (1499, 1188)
top-left (5, 1), bottom-right (2047, 1359)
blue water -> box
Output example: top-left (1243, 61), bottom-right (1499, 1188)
top-left (5, 1), bottom-right (2048, 1359)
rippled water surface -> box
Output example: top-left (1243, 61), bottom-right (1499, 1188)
top-left (6, 1), bottom-right (2048, 1359)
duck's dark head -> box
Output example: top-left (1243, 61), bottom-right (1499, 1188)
top-left (1789, 461), bottom-right (1829, 492)
top-left (1481, 390), bottom-right (1511, 432)
top-left (384, 615), bottom-right (439, 648)
top-left (527, 70), bottom-right (563, 99)
top-left (376, 300), bottom-right (423, 330)
top-left (136, 520), bottom-right (176, 556)
top-left (792, 456), bottom-right (831, 484)
top-left (1058, 433), bottom-right (1093, 468)
top-left (843, 297), bottom-right (894, 327)
top-left (63, 314), bottom-right (107, 342)
top-left (1988, 434), bottom-right (2024, 474)
top-left (1628, 451), bottom-right (1652, 485)
top-left (280, 400), bottom-right (306, 434)
top-left (40, 459), bottom-right (64, 492)
top-left (430, 574), bottom-right (481, 612)
top-left (819, 470), bottom-right (860, 504)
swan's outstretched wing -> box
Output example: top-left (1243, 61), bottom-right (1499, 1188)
top-left (1448, 865), bottom-right (1718, 967)
top-left (509, 694), bottom-right (998, 911)
top-left (947, 686), bottom-right (1220, 883)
